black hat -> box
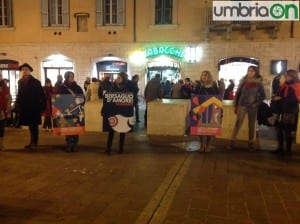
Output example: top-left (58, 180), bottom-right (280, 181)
top-left (19, 63), bottom-right (33, 72)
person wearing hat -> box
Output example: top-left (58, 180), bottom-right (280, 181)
top-left (15, 63), bottom-right (46, 149)
top-left (56, 71), bottom-right (84, 152)
top-left (273, 69), bottom-right (300, 155)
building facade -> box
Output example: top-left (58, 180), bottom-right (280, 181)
top-left (1, 0), bottom-right (300, 100)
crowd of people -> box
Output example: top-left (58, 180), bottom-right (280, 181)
top-left (1, 63), bottom-right (299, 157)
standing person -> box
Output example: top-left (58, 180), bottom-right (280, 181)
top-left (15, 63), bottom-right (46, 149)
top-left (54, 74), bottom-right (63, 92)
top-left (229, 66), bottom-right (266, 151)
top-left (163, 80), bottom-right (172, 98)
top-left (83, 77), bottom-right (91, 92)
top-left (42, 78), bottom-right (54, 132)
top-left (273, 69), bottom-right (300, 155)
top-left (223, 79), bottom-right (235, 100)
top-left (131, 74), bottom-right (140, 123)
top-left (98, 76), bottom-right (112, 99)
top-left (144, 73), bottom-right (164, 127)
top-left (217, 78), bottom-right (226, 97)
top-left (195, 71), bottom-right (220, 152)
top-left (171, 79), bottom-right (184, 99)
top-left (181, 77), bottom-right (194, 99)
top-left (103, 72), bottom-right (134, 155)
top-left (57, 71), bottom-right (85, 152)
top-left (0, 75), bottom-right (11, 150)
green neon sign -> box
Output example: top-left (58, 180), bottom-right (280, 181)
top-left (145, 46), bottom-right (185, 59)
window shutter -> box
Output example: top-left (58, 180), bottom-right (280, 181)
top-left (96, 0), bottom-right (103, 26)
top-left (62, 0), bottom-right (69, 26)
top-left (117, 0), bottom-right (125, 26)
top-left (7, 0), bottom-right (13, 27)
top-left (41, 0), bottom-right (49, 27)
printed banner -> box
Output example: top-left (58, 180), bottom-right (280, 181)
top-left (102, 92), bottom-right (134, 133)
top-left (51, 94), bottom-right (85, 136)
top-left (190, 94), bottom-right (223, 136)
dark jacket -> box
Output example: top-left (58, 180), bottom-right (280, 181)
top-left (15, 75), bottom-right (46, 126)
top-left (57, 80), bottom-right (84, 97)
top-left (195, 82), bottom-right (220, 95)
top-left (144, 77), bottom-right (163, 102)
top-left (98, 79), bottom-right (113, 99)
top-left (277, 80), bottom-right (300, 114)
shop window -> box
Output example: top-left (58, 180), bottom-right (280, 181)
top-left (270, 60), bottom-right (287, 75)
top-left (41, 0), bottom-right (70, 27)
top-left (96, 0), bottom-right (125, 26)
top-left (218, 57), bottom-right (259, 91)
top-left (42, 54), bottom-right (74, 85)
top-left (0, 0), bottom-right (13, 27)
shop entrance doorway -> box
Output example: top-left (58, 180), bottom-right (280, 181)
top-left (218, 57), bottom-right (259, 93)
top-left (42, 54), bottom-right (74, 85)
top-left (146, 56), bottom-right (181, 84)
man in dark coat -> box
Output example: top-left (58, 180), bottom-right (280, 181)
top-left (15, 63), bottom-right (46, 149)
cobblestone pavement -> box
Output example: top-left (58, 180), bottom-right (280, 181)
top-left (1, 127), bottom-right (300, 224)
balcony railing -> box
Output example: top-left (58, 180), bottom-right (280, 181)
top-left (203, 6), bottom-right (280, 40)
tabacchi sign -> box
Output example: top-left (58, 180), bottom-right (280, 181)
top-left (213, 1), bottom-right (299, 21)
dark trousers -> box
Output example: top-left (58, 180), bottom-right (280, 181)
top-left (276, 127), bottom-right (294, 152)
top-left (65, 135), bottom-right (79, 146)
top-left (134, 102), bottom-right (139, 122)
top-left (106, 131), bottom-right (125, 152)
top-left (29, 124), bottom-right (39, 144)
top-left (0, 119), bottom-right (5, 137)
top-left (43, 116), bottom-right (52, 129)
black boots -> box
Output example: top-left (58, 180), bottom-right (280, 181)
top-left (105, 132), bottom-right (125, 155)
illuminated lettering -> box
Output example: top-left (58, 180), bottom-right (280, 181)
top-left (144, 46), bottom-right (185, 59)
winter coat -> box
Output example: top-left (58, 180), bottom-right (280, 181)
top-left (277, 80), bottom-right (300, 114)
top-left (98, 79), bottom-right (113, 99)
top-left (15, 75), bottom-right (46, 126)
top-left (144, 77), bottom-right (164, 102)
top-left (43, 86), bottom-right (54, 117)
top-left (171, 83), bottom-right (184, 99)
top-left (234, 76), bottom-right (265, 109)
top-left (195, 82), bottom-right (220, 95)
top-left (0, 80), bottom-right (11, 120)
top-left (57, 80), bottom-right (84, 96)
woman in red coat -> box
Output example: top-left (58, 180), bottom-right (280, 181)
top-left (0, 75), bottom-right (11, 150)
top-left (42, 78), bottom-right (54, 131)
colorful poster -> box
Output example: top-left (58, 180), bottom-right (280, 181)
top-left (51, 94), bottom-right (85, 136)
top-left (102, 92), bottom-right (134, 133)
top-left (190, 94), bottom-right (223, 136)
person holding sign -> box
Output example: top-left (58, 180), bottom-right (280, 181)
top-left (194, 70), bottom-right (220, 152)
top-left (102, 72), bottom-right (134, 155)
top-left (56, 71), bottom-right (85, 152)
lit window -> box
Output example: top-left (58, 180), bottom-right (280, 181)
top-left (41, 0), bottom-right (69, 27)
top-left (155, 0), bottom-right (172, 24)
top-left (96, 0), bottom-right (125, 26)
top-left (0, 0), bottom-right (12, 27)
